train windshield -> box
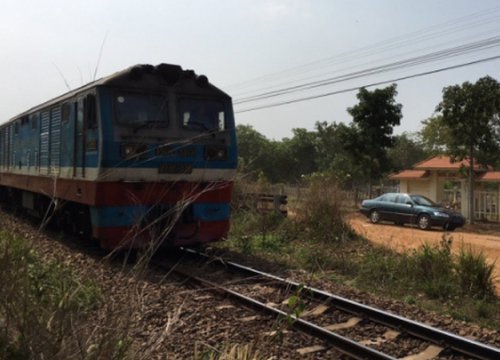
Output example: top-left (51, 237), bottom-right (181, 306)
top-left (179, 98), bottom-right (225, 132)
top-left (114, 93), bottom-right (168, 128)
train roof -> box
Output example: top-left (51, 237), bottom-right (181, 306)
top-left (5, 63), bottom-right (230, 123)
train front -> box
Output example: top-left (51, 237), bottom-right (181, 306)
top-left (93, 64), bottom-right (237, 249)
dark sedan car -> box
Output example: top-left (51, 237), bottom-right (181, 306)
top-left (360, 193), bottom-right (465, 231)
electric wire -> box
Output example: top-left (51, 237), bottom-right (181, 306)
top-left (235, 54), bottom-right (500, 113)
top-left (231, 25), bottom-right (500, 98)
top-left (225, 5), bottom-right (500, 92)
top-left (233, 36), bottom-right (500, 105)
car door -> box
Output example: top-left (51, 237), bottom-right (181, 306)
top-left (394, 194), bottom-right (414, 223)
top-left (379, 193), bottom-right (397, 221)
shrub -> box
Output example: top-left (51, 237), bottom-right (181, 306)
top-left (406, 240), bottom-right (456, 299)
top-left (455, 246), bottom-right (496, 299)
top-left (298, 175), bottom-right (354, 243)
top-left (195, 343), bottom-right (263, 360)
top-left (357, 248), bottom-right (401, 287)
top-left (0, 230), bottom-right (129, 360)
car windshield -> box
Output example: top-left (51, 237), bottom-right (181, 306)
top-left (410, 195), bottom-right (438, 206)
top-left (115, 93), bottom-right (168, 128)
top-left (179, 98), bottom-right (225, 132)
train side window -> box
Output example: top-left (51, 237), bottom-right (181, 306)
top-left (85, 94), bottom-right (97, 129)
top-left (30, 114), bottom-right (38, 130)
top-left (62, 103), bottom-right (71, 123)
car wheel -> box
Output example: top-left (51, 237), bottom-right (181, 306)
top-left (417, 214), bottom-right (431, 230)
top-left (370, 210), bottom-right (381, 224)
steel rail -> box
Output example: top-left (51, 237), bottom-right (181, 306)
top-left (155, 259), bottom-right (397, 360)
top-left (181, 247), bottom-right (500, 360)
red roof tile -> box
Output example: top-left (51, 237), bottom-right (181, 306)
top-left (413, 155), bottom-right (485, 170)
top-left (479, 172), bottom-right (500, 181)
top-left (389, 170), bottom-right (428, 180)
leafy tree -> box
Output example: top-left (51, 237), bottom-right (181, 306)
top-left (436, 76), bottom-right (500, 222)
top-left (236, 124), bottom-right (277, 180)
top-left (347, 84), bottom-right (403, 196)
top-left (419, 115), bottom-right (453, 154)
top-left (236, 124), bottom-right (315, 183)
top-left (315, 121), bottom-right (365, 186)
top-left (280, 128), bottom-right (319, 181)
top-left (387, 132), bottom-right (428, 171)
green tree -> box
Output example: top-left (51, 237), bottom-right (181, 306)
top-left (236, 124), bottom-right (275, 180)
top-left (387, 132), bottom-right (428, 171)
top-left (347, 84), bottom-right (403, 196)
top-left (419, 115), bottom-right (453, 154)
top-left (315, 121), bottom-right (364, 186)
top-left (436, 76), bottom-right (500, 222)
top-left (236, 124), bottom-right (309, 183)
top-left (281, 128), bottom-right (319, 181)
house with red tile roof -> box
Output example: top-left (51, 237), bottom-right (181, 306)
top-left (390, 155), bottom-right (500, 222)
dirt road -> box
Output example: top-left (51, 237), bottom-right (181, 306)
top-left (347, 212), bottom-right (500, 292)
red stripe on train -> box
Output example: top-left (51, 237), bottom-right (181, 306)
top-left (95, 220), bottom-right (230, 250)
top-left (0, 173), bottom-right (232, 206)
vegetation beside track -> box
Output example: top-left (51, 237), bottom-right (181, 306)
top-left (0, 229), bottom-right (130, 360)
top-left (222, 178), bottom-right (500, 330)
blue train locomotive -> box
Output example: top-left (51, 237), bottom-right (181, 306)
top-left (0, 64), bottom-right (237, 249)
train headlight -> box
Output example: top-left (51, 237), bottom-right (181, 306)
top-left (204, 145), bottom-right (227, 161)
top-left (121, 143), bottom-right (147, 159)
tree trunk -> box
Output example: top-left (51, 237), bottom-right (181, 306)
top-left (368, 176), bottom-right (373, 198)
top-left (468, 148), bottom-right (475, 224)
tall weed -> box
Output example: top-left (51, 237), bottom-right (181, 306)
top-left (298, 175), bottom-right (354, 243)
top-left (455, 246), bottom-right (496, 299)
top-left (0, 230), bottom-right (129, 360)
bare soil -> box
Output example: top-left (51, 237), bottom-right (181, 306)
top-left (347, 212), bottom-right (500, 293)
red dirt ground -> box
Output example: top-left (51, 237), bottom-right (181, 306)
top-left (347, 212), bottom-right (500, 293)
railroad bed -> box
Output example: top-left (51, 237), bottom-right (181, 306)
top-left (153, 248), bottom-right (500, 360)
top-left (1, 210), bottom-right (499, 359)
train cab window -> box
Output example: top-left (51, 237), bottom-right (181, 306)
top-left (114, 93), bottom-right (168, 128)
top-left (179, 98), bottom-right (225, 132)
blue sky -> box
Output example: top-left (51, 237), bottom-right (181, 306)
top-left (1, 0), bottom-right (499, 139)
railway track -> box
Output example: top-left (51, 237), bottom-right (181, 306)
top-left (153, 247), bottom-right (500, 360)
top-left (2, 208), bottom-right (498, 358)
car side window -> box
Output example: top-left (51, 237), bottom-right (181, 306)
top-left (396, 195), bottom-right (410, 204)
top-left (383, 194), bottom-right (397, 203)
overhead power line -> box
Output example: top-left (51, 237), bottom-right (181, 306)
top-left (233, 36), bottom-right (500, 105)
top-left (234, 54), bottom-right (500, 113)
top-left (225, 5), bottom-right (500, 93)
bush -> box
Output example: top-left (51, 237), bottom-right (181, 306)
top-left (195, 343), bottom-right (262, 360)
top-left (356, 238), bottom-right (497, 302)
top-left (0, 230), bottom-right (129, 360)
top-left (406, 240), bottom-right (456, 298)
top-left (357, 248), bottom-right (402, 287)
top-left (455, 246), bottom-right (496, 299)
top-left (298, 175), bottom-right (354, 244)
